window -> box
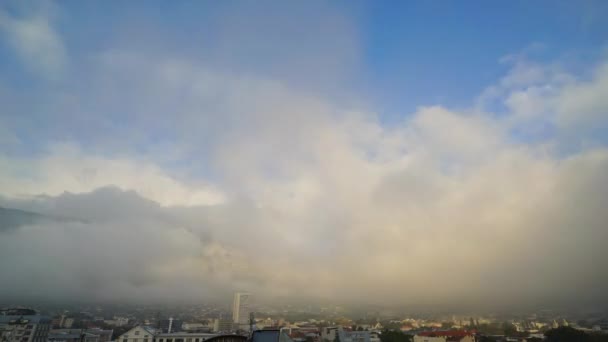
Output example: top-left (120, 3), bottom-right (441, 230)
top-left (123, 339), bottom-right (128, 342)
top-left (187, 338), bottom-right (192, 342)
top-left (135, 332), bottom-right (140, 336)
top-left (196, 339), bottom-right (200, 342)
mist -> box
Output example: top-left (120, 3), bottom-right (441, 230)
top-left (1, 0), bottom-right (608, 311)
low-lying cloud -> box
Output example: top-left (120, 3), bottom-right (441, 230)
top-left (1, 1), bottom-right (608, 310)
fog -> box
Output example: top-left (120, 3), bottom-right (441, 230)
top-left (1, 1), bottom-right (608, 310)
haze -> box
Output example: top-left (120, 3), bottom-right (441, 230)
top-left (1, 1), bottom-right (607, 311)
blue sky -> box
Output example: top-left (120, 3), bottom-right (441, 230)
top-left (2, 1), bottom-right (607, 119)
top-left (363, 1), bottom-right (607, 115)
top-left (1, 1), bottom-right (608, 305)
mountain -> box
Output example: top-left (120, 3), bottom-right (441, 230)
top-left (0, 206), bottom-right (54, 232)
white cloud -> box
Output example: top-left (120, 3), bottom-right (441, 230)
top-left (0, 7), bottom-right (608, 307)
top-left (0, 1), bottom-right (66, 79)
top-left (556, 62), bottom-right (608, 129)
top-left (0, 143), bottom-right (225, 206)
top-left (477, 51), bottom-right (608, 147)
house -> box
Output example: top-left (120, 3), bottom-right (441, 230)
top-left (115, 326), bottom-right (157, 342)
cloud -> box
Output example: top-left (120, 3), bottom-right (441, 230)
top-left (0, 143), bottom-right (225, 206)
top-left (556, 62), bottom-right (608, 129)
top-left (1, 2), bottom-right (608, 310)
top-left (0, 0), bottom-right (66, 79)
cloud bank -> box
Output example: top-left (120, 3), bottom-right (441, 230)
top-left (1, 1), bottom-right (607, 310)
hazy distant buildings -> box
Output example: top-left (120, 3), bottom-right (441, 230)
top-left (413, 331), bottom-right (474, 342)
top-left (232, 293), bottom-right (251, 329)
top-left (104, 316), bottom-right (129, 327)
top-left (64, 318), bottom-right (75, 329)
top-left (182, 323), bottom-right (211, 333)
top-left (0, 310), bottom-right (51, 342)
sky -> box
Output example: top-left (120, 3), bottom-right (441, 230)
top-left (0, 0), bottom-right (608, 310)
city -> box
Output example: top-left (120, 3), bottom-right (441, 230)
top-left (2, 293), bottom-right (608, 342)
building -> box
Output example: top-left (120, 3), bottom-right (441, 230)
top-left (251, 330), bottom-right (294, 342)
top-left (321, 327), bottom-right (336, 341)
top-left (0, 310), bottom-right (51, 342)
top-left (104, 317), bottom-right (129, 327)
top-left (87, 329), bottom-right (113, 342)
top-left (62, 318), bottom-right (74, 329)
top-left (232, 293), bottom-right (251, 330)
top-left (48, 331), bottom-right (100, 342)
top-left (321, 327), bottom-right (376, 342)
top-left (182, 323), bottom-right (209, 333)
top-left (156, 332), bottom-right (219, 342)
top-left (160, 318), bottom-right (183, 333)
top-left (115, 326), bottom-right (157, 342)
top-left (50, 329), bottom-right (113, 342)
top-left (213, 319), bottom-right (234, 333)
top-left (115, 326), bottom-right (225, 342)
top-left (413, 331), bottom-right (474, 342)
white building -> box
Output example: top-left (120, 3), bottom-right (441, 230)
top-left (115, 326), bottom-right (221, 342)
top-left (232, 293), bottom-right (251, 329)
top-left (0, 313), bottom-right (51, 342)
top-left (321, 327), bottom-right (377, 342)
top-left (62, 318), bottom-right (74, 329)
top-left (182, 323), bottom-right (206, 331)
top-left (116, 326), bottom-right (156, 342)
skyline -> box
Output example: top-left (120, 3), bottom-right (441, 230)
top-left (1, 0), bottom-right (608, 310)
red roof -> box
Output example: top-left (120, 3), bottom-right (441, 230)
top-left (418, 330), bottom-right (472, 337)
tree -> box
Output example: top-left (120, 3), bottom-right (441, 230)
top-left (477, 337), bottom-right (497, 342)
top-left (502, 322), bottom-right (517, 337)
top-left (545, 326), bottom-right (589, 342)
top-left (379, 330), bottom-right (412, 342)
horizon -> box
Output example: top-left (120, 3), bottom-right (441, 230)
top-left (1, 0), bottom-right (608, 311)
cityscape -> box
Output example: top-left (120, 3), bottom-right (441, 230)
top-left (2, 293), bottom-right (608, 342)
top-left (1, 1), bottom-right (608, 342)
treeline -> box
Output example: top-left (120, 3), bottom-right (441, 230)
top-left (379, 330), bottom-right (412, 342)
top-left (379, 326), bottom-right (608, 342)
top-left (545, 326), bottom-right (608, 342)
top-left (479, 326), bottom-right (608, 341)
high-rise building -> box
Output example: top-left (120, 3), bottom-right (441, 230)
top-left (232, 292), bottom-right (251, 328)
top-left (160, 318), bottom-right (182, 333)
